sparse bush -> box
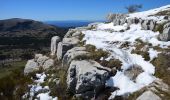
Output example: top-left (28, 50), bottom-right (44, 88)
top-left (90, 49), bottom-right (110, 61)
top-left (126, 4), bottom-right (143, 13)
top-left (100, 59), bottom-right (122, 70)
top-left (131, 50), bottom-right (150, 61)
top-left (85, 44), bottom-right (96, 52)
top-left (151, 53), bottom-right (170, 85)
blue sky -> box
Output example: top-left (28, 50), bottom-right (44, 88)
top-left (1, 0), bottom-right (170, 21)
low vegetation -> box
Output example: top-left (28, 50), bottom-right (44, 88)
top-left (0, 61), bottom-right (33, 100)
top-left (151, 53), bottom-right (170, 85)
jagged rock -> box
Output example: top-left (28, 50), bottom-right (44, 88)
top-left (72, 31), bottom-right (82, 37)
top-left (62, 47), bottom-right (90, 68)
top-left (159, 22), bottom-right (170, 41)
top-left (124, 64), bottom-right (144, 81)
top-left (57, 37), bottom-right (79, 60)
top-left (37, 55), bottom-right (49, 67)
top-left (24, 54), bottom-right (54, 74)
top-left (64, 29), bottom-right (76, 38)
top-left (67, 60), bottom-right (111, 99)
top-left (136, 91), bottom-right (161, 100)
top-left (141, 20), bottom-right (156, 30)
top-left (149, 78), bottom-right (169, 93)
top-left (51, 36), bottom-right (60, 55)
top-left (112, 14), bottom-right (127, 25)
top-left (42, 59), bottom-right (54, 69)
top-left (35, 54), bottom-right (43, 60)
top-left (127, 18), bottom-right (135, 26)
top-left (24, 59), bottom-right (39, 74)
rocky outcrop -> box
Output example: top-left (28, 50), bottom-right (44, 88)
top-left (106, 13), bottom-right (128, 25)
top-left (51, 36), bottom-right (60, 56)
top-left (57, 37), bottom-right (80, 60)
top-left (24, 59), bottom-right (39, 74)
top-left (62, 47), bottom-right (90, 68)
top-left (67, 60), bottom-right (111, 99)
top-left (136, 91), bottom-right (161, 100)
top-left (159, 22), bottom-right (170, 41)
top-left (141, 20), bottom-right (156, 30)
top-left (24, 54), bottom-right (54, 74)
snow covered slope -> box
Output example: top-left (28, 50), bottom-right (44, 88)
top-left (128, 4), bottom-right (170, 21)
top-left (81, 5), bottom-right (170, 99)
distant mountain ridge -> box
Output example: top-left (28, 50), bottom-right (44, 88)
top-left (0, 18), bottom-right (68, 46)
top-left (0, 18), bottom-right (67, 38)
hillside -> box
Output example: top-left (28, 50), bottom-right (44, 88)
top-left (1, 5), bottom-right (170, 100)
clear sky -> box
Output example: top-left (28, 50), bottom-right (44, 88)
top-left (1, 0), bottom-right (170, 21)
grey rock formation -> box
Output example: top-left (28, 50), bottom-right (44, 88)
top-left (124, 64), bottom-right (143, 81)
top-left (64, 29), bottom-right (76, 38)
top-left (62, 47), bottom-right (90, 68)
top-left (57, 37), bottom-right (79, 60)
top-left (159, 22), bottom-right (170, 41)
top-left (141, 20), bottom-right (156, 30)
top-left (112, 14), bottom-right (128, 26)
top-left (67, 60), bottom-right (110, 99)
top-left (24, 54), bottom-right (54, 74)
top-left (24, 59), bottom-right (39, 74)
top-left (51, 36), bottom-right (60, 56)
top-left (149, 78), bottom-right (169, 93)
top-left (136, 91), bottom-right (161, 100)
top-left (43, 59), bottom-right (54, 69)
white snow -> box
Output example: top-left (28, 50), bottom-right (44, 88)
top-left (83, 24), bottom-right (170, 48)
top-left (148, 48), bottom-right (160, 61)
top-left (37, 92), bottom-right (58, 100)
top-left (35, 73), bottom-right (47, 83)
top-left (51, 36), bottom-right (60, 56)
top-left (82, 22), bottom-right (168, 98)
top-left (97, 22), bottom-right (127, 31)
top-left (128, 5), bottom-right (170, 21)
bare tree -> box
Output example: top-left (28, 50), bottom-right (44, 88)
top-left (126, 4), bottom-right (143, 13)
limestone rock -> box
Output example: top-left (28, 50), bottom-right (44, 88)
top-left (51, 36), bottom-right (60, 55)
top-left (141, 20), bottom-right (156, 30)
top-left (62, 47), bottom-right (90, 67)
top-left (136, 91), bottom-right (161, 100)
top-left (24, 59), bottom-right (39, 74)
top-left (159, 22), bottom-right (170, 41)
top-left (37, 55), bottom-right (49, 67)
top-left (42, 59), bottom-right (54, 69)
top-left (24, 54), bottom-right (54, 74)
top-left (67, 60), bottom-right (110, 99)
top-left (57, 37), bottom-right (80, 60)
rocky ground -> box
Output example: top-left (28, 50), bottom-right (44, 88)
top-left (14, 5), bottom-right (170, 100)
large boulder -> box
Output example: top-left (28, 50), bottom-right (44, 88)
top-left (50, 36), bottom-right (60, 56)
top-left (24, 54), bottom-right (54, 74)
top-left (57, 37), bottom-right (80, 60)
top-left (64, 29), bottom-right (76, 38)
top-left (112, 14), bottom-right (128, 26)
top-left (141, 20), bottom-right (156, 31)
top-left (62, 47), bottom-right (90, 68)
top-left (159, 22), bottom-right (170, 41)
top-left (42, 59), bottom-right (54, 70)
top-left (24, 59), bottom-right (39, 74)
top-left (67, 60), bottom-right (111, 99)
top-left (136, 91), bottom-right (161, 100)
